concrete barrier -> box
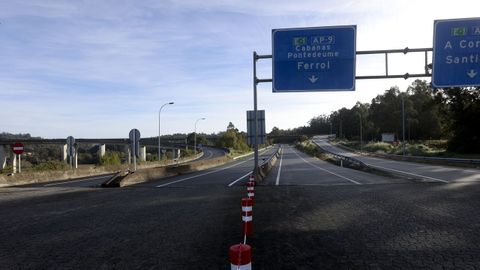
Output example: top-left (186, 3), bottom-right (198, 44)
top-left (0, 165), bottom-right (124, 188)
top-left (114, 156), bottom-right (232, 187)
top-left (256, 146), bottom-right (281, 182)
top-left (0, 152), bottom-right (204, 188)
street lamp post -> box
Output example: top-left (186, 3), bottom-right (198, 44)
top-left (194, 118), bottom-right (206, 155)
top-left (402, 95), bottom-right (406, 156)
top-left (359, 113), bottom-right (363, 151)
top-left (158, 102), bottom-right (174, 161)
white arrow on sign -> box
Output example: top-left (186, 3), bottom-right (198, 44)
top-left (467, 69), bottom-right (478, 78)
top-left (308, 75), bottom-right (318, 83)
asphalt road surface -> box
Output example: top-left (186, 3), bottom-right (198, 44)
top-left (262, 145), bottom-right (410, 186)
top-left (313, 136), bottom-right (480, 183)
top-left (196, 146), bottom-right (227, 161)
top-left (2, 144), bottom-right (480, 269)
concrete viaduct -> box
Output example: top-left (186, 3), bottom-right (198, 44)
top-left (0, 134), bottom-right (301, 169)
top-left (0, 137), bottom-right (188, 170)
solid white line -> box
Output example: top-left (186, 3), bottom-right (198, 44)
top-left (228, 171), bottom-right (253, 187)
top-left (275, 148), bottom-right (284, 186)
top-left (293, 150), bottom-right (361, 185)
top-left (43, 175), bottom-right (112, 187)
top-left (366, 163), bottom-right (449, 183)
top-left (156, 158), bottom-right (251, 188)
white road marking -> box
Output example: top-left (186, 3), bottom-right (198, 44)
top-left (293, 150), bottom-right (361, 185)
top-left (366, 163), bottom-right (449, 183)
top-left (43, 175), bottom-right (112, 187)
top-left (156, 158), bottom-right (251, 188)
top-left (227, 171), bottom-right (253, 187)
top-left (275, 148), bottom-right (284, 186)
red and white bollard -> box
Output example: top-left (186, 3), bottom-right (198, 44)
top-left (246, 181), bottom-right (255, 204)
top-left (229, 243), bottom-right (252, 270)
top-left (248, 174), bottom-right (255, 182)
top-left (242, 198), bottom-right (253, 236)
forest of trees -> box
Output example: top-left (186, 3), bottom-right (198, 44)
top-left (269, 80), bottom-right (480, 154)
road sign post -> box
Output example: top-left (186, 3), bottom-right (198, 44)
top-left (129, 129), bottom-right (141, 171)
top-left (12, 142), bottom-right (24, 173)
top-left (272, 26), bottom-right (356, 92)
top-left (66, 136), bottom-right (75, 169)
top-left (432, 17), bottom-right (480, 87)
top-left (247, 110), bottom-right (266, 145)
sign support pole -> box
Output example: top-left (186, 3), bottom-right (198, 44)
top-left (18, 154), bottom-right (21, 173)
top-left (253, 52), bottom-right (259, 181)
top-left (133, 153), bottom-right (137, 172)
top-left (12, 153), bottom-right (17, 174)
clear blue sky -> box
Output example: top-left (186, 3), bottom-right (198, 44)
top-left (0, 0), bottom-right (478, 138)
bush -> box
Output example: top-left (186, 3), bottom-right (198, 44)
top-left (295, 141), bottom-right (325, 159)
top-left (99, 152), bottom-right (122, 166)
top-left (0, 165), bottom-right (13, 174)
top-left (363, 142), bottom-right (394, 153)
top-left (33, 160), bottom-right (68, 171)
top-left (216, 129), bottom-right (250, 153)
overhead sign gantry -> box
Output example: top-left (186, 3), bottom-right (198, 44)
top-left (432, 17), bottom-right (480, 87)
top-left (250, 17), bottom-right (480, 181)
top-left (272, 26), bottom-right (356, 92)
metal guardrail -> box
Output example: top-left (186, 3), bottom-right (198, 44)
top-left (311, 141), bottom-right (368, 168)
top-left (257, 145), bottom-right (282, 180)
top-left (331, 141), bottom-right (480, 167)
top-left (259, 146), bottom-right (281, 167)
top-left (373, 152), bottom-right (480, 165)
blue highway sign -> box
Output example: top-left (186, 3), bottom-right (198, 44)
top-left (432, 17), bottom-right (480, 88)
top-left (272, 26), bottom-right (356, 92)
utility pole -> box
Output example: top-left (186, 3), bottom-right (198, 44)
top-left (359, 113), bottom-right (363, 151)
top-left (402, 95), bottom-right (406, 156)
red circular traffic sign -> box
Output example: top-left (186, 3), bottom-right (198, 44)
top-left (12, 142), bottom-right (24, 155)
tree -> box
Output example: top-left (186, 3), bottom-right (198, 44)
top-left (216, 123), bottom-right (250, 151)
top-left (440, 87), bottom-right (480, 153)
top-left (227, 122), bottom-right (236, 131)
top-left (406, 80), bottom-right (443, 140)
top-left (306, 115), bottom-right (331, 135)
top-left (369, 87), bottom-right (403, 140)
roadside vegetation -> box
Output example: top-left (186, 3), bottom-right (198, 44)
top-left (216, 122), bottom-right (254, 158)
top-left (295, 138), bottom-right (328, 160)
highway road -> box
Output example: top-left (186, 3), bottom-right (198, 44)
top-left (262, 145), bottom-right (409, 186)
top-left (195, 145), bottom-right (227, 161)
top-left (136, 146), bottom-right (279, 188)
top-left (2, 144), bottom-right (480, 269)
top-left (313, 136), bottom-right (480, 183)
